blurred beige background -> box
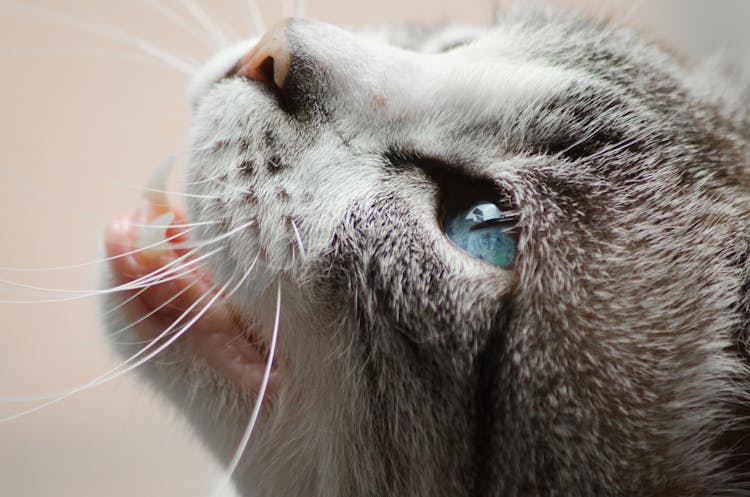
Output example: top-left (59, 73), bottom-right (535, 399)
top-left (0, 1), bottom-right (747, 496)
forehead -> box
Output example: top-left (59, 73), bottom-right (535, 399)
top-left (335, 32), bottom-right (597, 155)
top-left (348, 19), bottom-right (656, 141)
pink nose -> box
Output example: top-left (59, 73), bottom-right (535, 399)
top-left (236, 20), bottom-right (291, 91)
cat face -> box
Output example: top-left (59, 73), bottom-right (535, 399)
top-left (106, 9), bottom-right (750, 497)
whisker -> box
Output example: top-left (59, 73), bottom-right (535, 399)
top-left (179, 0), bottom-right (230, 47)
top-left (0, 1), bottom-right (200, 75)
top-left (0, 226), bottom-right (197, 273)
top-left (1, 213), bottom-right (253, 302)
top-left (98, 255), bottom-right (257, 382)
top-left (1, 280), bottom-right (214, 406)
top-left (290, 219), bottom-right (306, 259)
top-left (137, 0), bottom-right (216, 48)
top-left (127, 220), bottom-right (218, 229)
top-left (1, 46), bottom-right (162, 66)
top-left (1, 209), bottom-right (251, 279)
top-left (2, 280), bottom-right (204, 404)
top-left (168, 218), bottom-right (254, 250)
top-left (101, 249), bottom-right (216, 317)
top-left (102, 178), bottom-right (222, 200)
top-left (122, 249), bottom-right (215, 290)
top-left (101, 284), bottom-right (152, 317)
top-left (109, 279), bottom-right (201, 339)
top-left (554, 122), bottom-right (608, 159)
top-left (210, 176), bottom-right (253, 195)
top-left (115, 252), bottom-right (258, 347)
top-left (212, 280), bottom-right (281, 497)
top-left (185, 168), bottom-right (234, 186)
top-left (101, 256), bottom-right (214, 320)
top-left (0, 245), bottom-right (222, 303)
top-left (587, 132), bottom-right (650, 161)
top-left (0, 277), bottom-right (225, 421)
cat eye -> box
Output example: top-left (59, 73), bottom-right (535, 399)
top-left (444, 202), bottom-right (518, 268)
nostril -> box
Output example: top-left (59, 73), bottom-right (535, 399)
top-left (236, 22), bottom-right (291, 94)
top-left (255, 56), bottom-right (278, 90)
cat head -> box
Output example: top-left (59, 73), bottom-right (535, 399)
top-left (134, 7), bottom-right (750, 496)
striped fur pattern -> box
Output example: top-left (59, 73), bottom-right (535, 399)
top-left (105, 6), bottom-right (750, 496)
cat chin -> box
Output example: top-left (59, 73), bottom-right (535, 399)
top-left (99, 252), bottom-right (355, 497)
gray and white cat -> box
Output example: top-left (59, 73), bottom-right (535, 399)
top-left (101, 4), bottom-right (750, 497)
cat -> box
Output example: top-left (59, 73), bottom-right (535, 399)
top-left (5, 1), bottom-right (747, 496)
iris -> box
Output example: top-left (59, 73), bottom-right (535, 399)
top-left (444, 202), bottom-right (517, 268)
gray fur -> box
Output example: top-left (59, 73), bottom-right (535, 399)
top-left (104, 5), bottom-right (750, 497)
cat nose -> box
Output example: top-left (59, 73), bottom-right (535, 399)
top-left (230, 18), bottom-right (399, 115)
top-left (235, 20), bottom-right (291, 93)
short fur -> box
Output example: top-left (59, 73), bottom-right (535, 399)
top-left (103, 5), bottom-right (750, 496)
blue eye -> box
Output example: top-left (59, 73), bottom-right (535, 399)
top-left (444, 202), bottom-right (517, 268)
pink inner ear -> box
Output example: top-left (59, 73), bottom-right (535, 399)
top-left (104, 207), bottom-right (278, 395)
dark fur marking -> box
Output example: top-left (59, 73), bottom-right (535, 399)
top-left (263, 128), bottom-right (277, 150)
top-left (267, 154), bottom-right (286, 174)
top-left (242, 189), bottom-right (258, 205)
top-left (239, 160), bottom-right (256, 176)
top-left (211, 139), bottom-right (231, 153)
top-left (276, 188), bottom-right (291, 201)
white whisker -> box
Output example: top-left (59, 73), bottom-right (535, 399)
top-left (101, 284), bottom-right (152, 317)
top-left (101, 258), bottom-right (212, 319)
top-left (137, 0), bottom-right (216, 48)
top-left (0, 246), bottom-right (222, 304)
top-left (0, 1), bottom-right (199, 75)
top-left (0, 209), bottom-right (255, 298)
top-left (210, 176), bottom-right (252, 195)
top-left (290, 219), bottom-right (306, 259)
top-left (116, 252), bottom-right (258, 347)
top-left (554, 122), bottom-right (607, 159)
top-left (587, 132), bottom-right (650, 161)
top-left (108, 279), bottom-right (200, 339)
top-left (128, 220), bottom-right (218, 229)
top-left (1, 252), bottom-right (261, 417)
top-left (0, 226), bottom-right (197, 273)
top-left (1, 281), bottom-right (204, 404)
top-left (0, 277), bottom-right (227, 421)
top-left (168, 218), bottom-right (255, 250)
top-left (185, 168), bottom-right (234, 186)
top-left (102, 178), bottom-right (222, 200)
top-left (0, 46), bottom-right (161, 66)
top-left (212, 281), bottom-right (281, 497)
top-left (179, 0), bottom-right (230, 47)
top-left (122, 250), bottom-right (215, 289)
